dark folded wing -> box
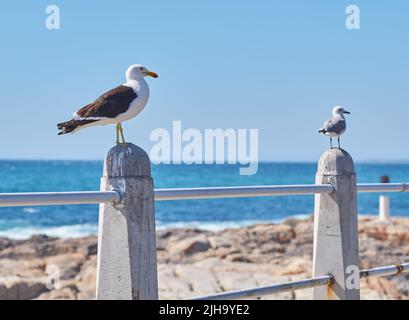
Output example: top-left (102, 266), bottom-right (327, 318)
top-left (76, 85), bottom-right (137, 119)
top-left (323, 117), bottom-right (346, 134)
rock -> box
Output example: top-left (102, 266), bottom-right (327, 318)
top-left (207, 236), bottom-right (233, 249)
top-left (215, 270), bottom-right (258, 292)
top-left (293, 220), bottom-right (313, 239)
top-left (36, 285), bottom-right (78, 300)
top-left (82, 243), bottom-right (98, 257)
top-left (248, 224), bottom-right (295, 244)
top-left (361, 277), bottom-right (404, 300)
top-left (157, 265), bottom-right (192, 300)
top-left (174, 264), bottom-right (220, 296)
top-left (74, 257), bottom-right (97, 299)
top-left (44, 253), bottom-right (84, 280)
top-left (168, 235), bottom-right (211, 256)
top-left (0, 237), bottom-right (14, 251)
top-left (1, 216), bottom-right (409, 300)
top-left (278, 258), bottom-right (310, 275)
top-left (0, 276), bottom-right (48, 300)
top-left (226, 253), bottom-right (253, 263)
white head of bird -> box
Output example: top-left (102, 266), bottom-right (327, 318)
top-left (332, 106), bottom-right (351, 118)
top-left (126, 64), bottom-right (158, 82)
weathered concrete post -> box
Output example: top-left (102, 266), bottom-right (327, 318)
top-left (379, 195), bottom-right (390, 221)
top-left (379, 176), bottom-right (390, 221)
top-left (96, 143), bottom-right (158, 300)
top-left (312, 149), bottom-right (360, 300)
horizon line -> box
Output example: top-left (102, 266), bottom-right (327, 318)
top-left (0, 158), bottom-right (408, 165)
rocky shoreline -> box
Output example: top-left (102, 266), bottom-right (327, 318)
top-left (0, 215), bottom-right (409, 300)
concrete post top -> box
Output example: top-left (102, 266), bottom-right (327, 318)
top-left (317, 148), bottom-right (355, 175)
top-left (103, 143), bottom-right (151, 178)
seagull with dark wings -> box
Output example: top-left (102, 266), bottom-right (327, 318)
top-left (319, 106), bottom-right (350, 149)
top-left (57, 64), bottom-right (158, 144)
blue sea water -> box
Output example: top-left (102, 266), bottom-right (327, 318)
top-left (0, 161), bottom-right (408, 239)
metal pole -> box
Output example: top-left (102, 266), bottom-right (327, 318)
top-left (0, 191), bottom-right (120, 207)
top-left (0, 183), bottom-right (407, 207)
top-left (191, 263), bottom-right (409, 300)
top-left (154, 184), bottom-right (334, 201)
top-left (357, 183), bottom-right (408, 193)
top-left (360, 263), bottom-right (409, 278)
top-left (191, 275), bottom-right (333, 300)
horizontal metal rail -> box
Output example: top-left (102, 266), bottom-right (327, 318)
top-left (360, 262), bottom-right (409, 278)
top-left (192, 262), bottom-right (409, 300)
top-left (0, 191), bottom-right (120, 207)
top-left (357, 183), bottom-right (409, 193)
top-left (191, 275), bottom-right (333, 300)
top-left (154, 184), bottom-right (334, 201)
top-left (0, 183), bottom-right (407, 207)
top-left (155, 183), bottom-right (408, 201)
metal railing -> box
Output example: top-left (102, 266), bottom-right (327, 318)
top-left (192, 275), bottom-right (333, 300)
top-left (0, 143), bottom-right (408, 300)
top-left (0, 191), bottom-right (120, 207)
top-left (0, 184), bottom-right (407, 299)
top-left (357, 183), bottom-right (409, 193)
top-left (0, 183), bottom-right (407, 207)
top-left (193, 262), bottom-right (409, 300)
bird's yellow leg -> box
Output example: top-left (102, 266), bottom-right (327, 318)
top-left (119, 123), bottom-right (126, 144)
top-left (116, 124), bottom-right (120, 145)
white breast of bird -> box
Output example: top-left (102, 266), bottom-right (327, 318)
top-left (118, 78), bottom-right (150, 122)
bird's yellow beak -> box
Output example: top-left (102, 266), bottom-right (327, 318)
top-left (144, 70), bottom-right (158, 78)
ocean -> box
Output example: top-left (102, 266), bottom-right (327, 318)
top-left (0, 161), bottom-right (408, 239)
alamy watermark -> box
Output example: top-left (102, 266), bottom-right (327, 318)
top-left (345, 264), bottom-right (360, 289)
top-left (345, 5), bottom-right (360, 30)
top-left (45, 264), bottom-right (61, 290)
top-left (149, 121), bottom-right (259, 175)
top-left (45, 5), bottom-right (61, 30)
top-left (345, 263), bottom-right (409, 293)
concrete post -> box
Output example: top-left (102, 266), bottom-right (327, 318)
top-left (379, 176), bottom-right (390, 221)
top-left (96, 144), bottom-right (158, 300)
top-left (379, 195), bottom-right (390, 221)
top-left (312, 149), bottom-right (360, 300)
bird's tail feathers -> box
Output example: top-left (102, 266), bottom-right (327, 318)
top-left (57, 119), bottom-right (97, 135)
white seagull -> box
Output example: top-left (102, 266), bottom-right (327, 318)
top-left (57, 64), bottom-right (158, 144)
top-left (318, 106), bottom-right (351, 149)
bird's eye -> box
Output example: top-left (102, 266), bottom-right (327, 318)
top-left (140, 67), bottom-right (143, 70)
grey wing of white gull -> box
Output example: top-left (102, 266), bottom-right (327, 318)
top-left (322, 117), bottom-right (346, 135)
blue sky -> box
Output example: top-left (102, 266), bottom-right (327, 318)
top-left (0, 1), bottom-right (408, 162)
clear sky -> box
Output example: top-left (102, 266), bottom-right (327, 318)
top-left (0, 1), bottom-right (408, 162)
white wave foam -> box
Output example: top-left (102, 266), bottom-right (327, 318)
top-left (0, 224), bottom-right (98, 240)
top-left (0, 214), bottom-right (311, 239)
top-left (22, 208), bottom-right (40, 214)
top-left (156, 214), bottom-right (310, 231)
